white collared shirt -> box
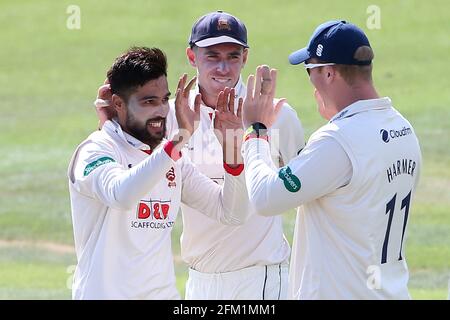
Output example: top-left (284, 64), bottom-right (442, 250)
top-left (67, 120), bottom-right (249, 299)
top-left (243, 97), bottom-right (422, 299)
top-left (167, 78), bottom-right (305, 273)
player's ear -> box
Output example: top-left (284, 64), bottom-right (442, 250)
top-left (186, 47), bottom-right (197, 67)
top-left (324, 66), bottom-right (336, 84)
top-left (111, 94), bottom-right (125, 112)
top-left (241, 48), bottom-right (249, 68)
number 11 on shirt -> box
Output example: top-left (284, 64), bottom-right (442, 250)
top-left (381, 191), bottom-right (412, 264)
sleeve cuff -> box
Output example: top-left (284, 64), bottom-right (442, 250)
top-left (223, 162), bottom-right (244, 176)
top-left (243, 133), bottom-right (269, 142)
top-left (164, 141), bottom-right (182, 161)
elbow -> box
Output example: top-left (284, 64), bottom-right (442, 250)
top-left (219, 202), bottom-right (252, 226)
top-left (220, 207), bottom-right (250, 226)
top-left (252, 202), bottom-right (277, 217)
top-left (249, 193), bottom-right (280, 217)
top-left (109, 191), bottom-right (137, 212)
top-left (109, 198), bottom-right (135, 212)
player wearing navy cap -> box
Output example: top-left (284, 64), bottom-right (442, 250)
top-left (166, 11), bottom-right (305, 300)
top-left (242, 21), bottom-right (422, 299)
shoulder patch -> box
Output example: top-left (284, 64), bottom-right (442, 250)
top-left (84, 157), bottom-right (115, 176)
top-left (278, 166), bottom-right (301, 192)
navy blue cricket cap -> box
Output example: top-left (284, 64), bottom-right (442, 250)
top-left (189, 11), bottom-right (249, 48)
top-left (289, 20), bottom-right (372, 65)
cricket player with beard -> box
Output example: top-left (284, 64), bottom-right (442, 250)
top-left (68, 47), bottom-right (249, 299)
top-left (94, 12), bottom-right (305, 300)
top-left (241, 21), bottom-right (422, 299)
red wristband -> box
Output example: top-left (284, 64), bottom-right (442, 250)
top-left (164, 141), bottom-right (182, 161)
top-left (223, 162), bottom-right (244, 176)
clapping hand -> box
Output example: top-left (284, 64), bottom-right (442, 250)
top-left (242, 65), bottom-right (286, 129)
top-left (214, 87), bottom-right (244, 166)
top-left (172, 74), bottom-right (202, 148)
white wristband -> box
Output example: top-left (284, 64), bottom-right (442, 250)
top-left (93, 98), bottom-right (111, 108)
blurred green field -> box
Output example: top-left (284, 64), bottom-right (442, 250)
top-left (0, 0), bottom-right (449, 299)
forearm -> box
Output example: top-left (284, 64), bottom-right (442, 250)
top-left (181, 161), bottom-right (248, 226)
top-left (217, 169), bottom-right (250, 225)
top-left (93, 141), bottom-right (179, 209)
top-left (243, 134), bottom-right (353, 216)
top-left (222, 141), bottom-right (244, 168)
top-left (243, 138), bottom-right (285, 216)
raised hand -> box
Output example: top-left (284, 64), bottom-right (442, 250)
top-left (214, 87), bottom-right (244, 166)
top-left (173, 74), bottom-right (201, 147)
top-left (242, 65), bottom-right (286, 129)
top-left (94, 79), bottom-right (117, 128)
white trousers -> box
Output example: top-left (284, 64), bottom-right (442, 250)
top-left (185, 264), bottom-right (288, 300)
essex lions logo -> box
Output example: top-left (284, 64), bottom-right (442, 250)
top-left (166, 167), bottom-right (176, 188)
top-left (217, 18), bottom-right (231, 31)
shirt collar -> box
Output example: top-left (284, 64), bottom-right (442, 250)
top-left (104, 119), bottom-right (152, 152)
top-left (329, 97), bottom-right (392, 123)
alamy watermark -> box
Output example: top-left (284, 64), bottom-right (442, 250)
top-left (366, 5), bottom-right (381, 30)
top-left (366, 265), bottom-right (381, 290)
top-left (66, 5), bottom-right (81, 30)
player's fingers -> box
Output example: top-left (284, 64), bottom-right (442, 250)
top-left (260, 65), bottom-right (272, 95)
top-left (216, 90), bottom-right (225, 113)
top-left (246, 74), bottom-right (255, 100)
top-left (268, 68), bottom-right (278, 98)
top-left (174, 88), bottom-right (183, 108)
top-left (194, 93), bottom-right (202, 115)
top-left (237, 97), bottom-right (243, 119)
top-left (177, 74), bottom-right (187, 93)
top-left (222, 87), bottom-right (230, 112)
top-left (98, 84), bottom-right (111, 98)
top-left (254, 66), bottom-right (263, 96)
top-left (184, 76), bottom-right (197, 97)
top-left (228, 88), bottom-right (235, 113)
top-left (95, 85), bottom-right (112, 108)
top-left (261, 65), bottom-right (271, 81)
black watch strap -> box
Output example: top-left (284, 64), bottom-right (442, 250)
top-left (249, 122), bottom-right (268, 137)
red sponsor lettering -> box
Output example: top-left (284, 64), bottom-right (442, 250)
top-left (137, 203), bottom-right (151, 219)
top-left (161, 204), bottom-right (170, 219)
top-left (137, 201), bottom-right (171, 220)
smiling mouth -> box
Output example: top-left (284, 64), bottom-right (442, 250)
top-left (147, 118), bottom-right (165, 128)
top-left (212, 77), bottom-right (231, 84)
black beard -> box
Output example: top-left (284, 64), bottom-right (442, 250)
top-left (126, 116), bottom-right (166, 150)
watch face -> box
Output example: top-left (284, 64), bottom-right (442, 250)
top-left (252, 122), bottom-right (268, 136)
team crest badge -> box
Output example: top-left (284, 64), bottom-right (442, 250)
top-left (217, 18), bottom-right (231, 31)
top-left (166, 167), bottom-right (176, 188)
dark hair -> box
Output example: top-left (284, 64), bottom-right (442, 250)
top-left (107, 47), bottom-right (167, 102)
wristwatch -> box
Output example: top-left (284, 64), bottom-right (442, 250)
top-left (244, 122), bottom-right (269, 141)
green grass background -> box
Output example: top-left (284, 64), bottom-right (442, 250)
top-left (0, 0), bottom-right (449, 299)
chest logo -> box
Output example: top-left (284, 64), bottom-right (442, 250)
top-left (166, 167), bottom-right (176, 188)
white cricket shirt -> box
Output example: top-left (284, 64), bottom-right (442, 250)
top-left (68, 120), bottom-right (248, 299)
top-left (244, 97), bottom-right (422, 299)
top-left (167, 79), bottom-right (305, 273)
